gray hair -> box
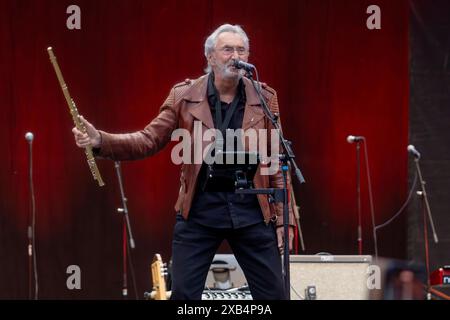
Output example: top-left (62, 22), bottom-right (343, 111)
top-left (204, 24), bottom-right (250, 73)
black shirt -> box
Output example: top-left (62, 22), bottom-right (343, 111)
top-left (188, 73), bottom-right (263, 228)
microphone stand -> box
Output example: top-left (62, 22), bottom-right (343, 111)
top-left (355, 141), bottom-right (363, 255)
top-left (349, 137), bottom-right (378, 257)
top-left (413, 157), bottom-right (438, 297)
top-left (246, 70), bottom-right (306, 300)
top-left (114, 161), bottom-right (138, 299)
top-left (26, 134), bottom-right (38, 300)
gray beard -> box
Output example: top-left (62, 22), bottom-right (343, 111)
top-left (217, 62), bottom-right (244, 80)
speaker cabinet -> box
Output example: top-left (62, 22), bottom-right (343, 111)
top-left (289, 255), bottom-right (372, 300)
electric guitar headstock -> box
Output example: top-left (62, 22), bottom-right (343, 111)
top-left (150, 253), bottom-right (171, 300)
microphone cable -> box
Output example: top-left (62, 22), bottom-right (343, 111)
top-left (361, 138), bottom-right (379, 258)
top-left (374, 172), bottom-right (418, 231)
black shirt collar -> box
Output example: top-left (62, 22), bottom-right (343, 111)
top-left (207, 72), bottom-right (246, 108)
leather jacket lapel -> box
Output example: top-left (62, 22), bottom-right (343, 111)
top-left (185, 75), bottom-right (214, 130)
top-left (243, 77), bottom-right (266, 130)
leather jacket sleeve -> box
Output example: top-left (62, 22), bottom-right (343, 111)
top-left (95, 88), bottom-right (178, 161)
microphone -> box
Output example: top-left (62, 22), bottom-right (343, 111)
top-left (347, 135), bottom-right (364, 143)
top-left (232, 59), bottom-right (255, 72)
top-left (407, 144), bottom-right (421, 159)
top-left (25, 132), bottom-right (34, 143)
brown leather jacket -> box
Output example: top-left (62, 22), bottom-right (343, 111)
top-left (96, 74), bottom-right (295, 227)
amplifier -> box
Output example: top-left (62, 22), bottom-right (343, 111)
top-left (205, 254), bottom-right (248, 290)
top-left (204, 254), bottom-right (252, 300)
top-left (430, 266), bottom-right (450, 285)
top-left (289, 255), bottom-right (372, 300)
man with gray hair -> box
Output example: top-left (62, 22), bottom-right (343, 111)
top-left (72, 23), bottom-right (296, 300)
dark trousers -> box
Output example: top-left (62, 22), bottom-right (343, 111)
top-left (170, 215), bottom-right (285, 300)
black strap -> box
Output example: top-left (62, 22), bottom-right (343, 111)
top-left (214, 97), bottom-right (223, 133)
top-left (213, 90), bottom-right (240, 136)
top-left (220, 94), bottom-right (240, 133)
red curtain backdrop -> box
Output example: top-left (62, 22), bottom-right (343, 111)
top-left (0, 0), bottom-right (408, 298)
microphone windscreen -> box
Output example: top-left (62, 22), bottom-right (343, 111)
top-left (346, 135), bottom-right (354, 143)
top-left (25, 132), bottom-right (34, 142)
